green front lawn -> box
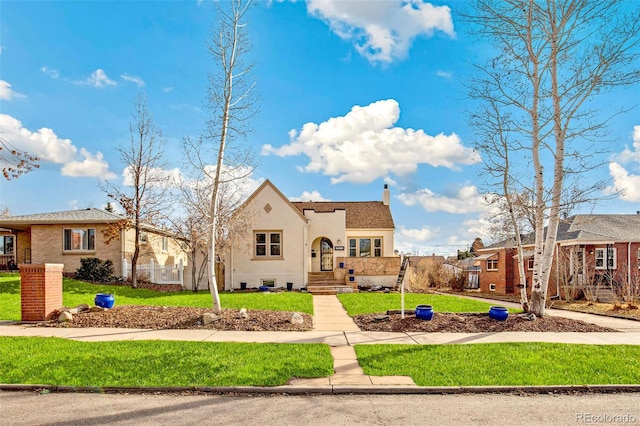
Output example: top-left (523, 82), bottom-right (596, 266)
top-left (338, 292), bottom-right (519, 316)
top-left (0, 274), bottom-right (314, 321)
top-left (0, 337), bottom-right (333, 387)
top-left (356, 343), bottom-right (640, 386)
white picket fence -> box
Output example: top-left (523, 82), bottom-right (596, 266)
top-left (122, 258), bottom-right (184, 286)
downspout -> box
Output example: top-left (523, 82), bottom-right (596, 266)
top-left (628, 242), bottom-right (632, 299)
top-left (550, 245), bottom-right (561, 299)
top-left (230, 243), bottom-right (234, 291)
top-left (303, 221), bottom-right (309, 289)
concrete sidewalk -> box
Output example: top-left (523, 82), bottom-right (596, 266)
top-left (2, 294), bottom-right (640, 390)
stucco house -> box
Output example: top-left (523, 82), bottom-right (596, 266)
top-left (0, 208), bottom-right (188, 279)
top-left (225, 180), bottom-right (400, 293)
top-left (474, 214), bottom-right (640, 301)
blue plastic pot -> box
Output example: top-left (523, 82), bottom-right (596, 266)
top-left (259, 285), bottom-right (270, 292)
top-left (95, 293), bottom-right (115, 309)
top-left (489, 306), bottom-right (509, 321)
top-left (415, 304), bottom-right (434, 321)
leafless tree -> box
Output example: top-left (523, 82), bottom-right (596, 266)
top-left (102, 93), bottom-right (168, 288)
top-left (465, 0), bottom-right (640, 316)
top-left (0, 136), bottom-right (39, 180)
top-left (198, 0), bottom-right (258, 312)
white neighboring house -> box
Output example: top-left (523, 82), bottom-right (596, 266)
top-left (225, 180), bottom-right (399, 293)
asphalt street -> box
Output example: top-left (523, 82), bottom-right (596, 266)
top-left (2, 391), bottom-right (640, 426)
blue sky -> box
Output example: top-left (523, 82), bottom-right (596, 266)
top-left (1, 0), bottom-right (639, 256)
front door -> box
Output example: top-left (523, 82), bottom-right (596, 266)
top-left (320, 238), bottom-right (333, 271)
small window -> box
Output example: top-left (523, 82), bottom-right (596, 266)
top-left (489, 283), bottom-right (496, 292)
top-left (349, 239), bottom-right (356, 257)
top-left (255, 231), bottom-right (282, 258)
top-left (63, 229), bottom-right (95, 251)
top-left (261, 279), bottom-right (275, 287)
top-left (0, 236), bottom-right (14, 255)
top-left (359, 238), bottom-right (371, 257)
top-left (487, 258), bottom-right (498, 271)
top-left (162, 236), bottom-right (168, 252)
top-left (527, 257), bottom-right (534, 270)
top-left (637, 248), bottom-right (640, 269)
top-left (139, 231), bottom-right (148, 244)
top-left (374, 238), bottom-right (382, 257)
top-left (595, 247), bottom-right (616, 270)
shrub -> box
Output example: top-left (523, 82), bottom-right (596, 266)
top-left (76, 258), bottom-right (115, 283)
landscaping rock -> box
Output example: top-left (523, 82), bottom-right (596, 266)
top-left (289, 312), bottom-right (304, 324)
top-left (90, 306), bottom-right (107, 313)
top-left (58, 311), bottom-right (73, 323)
top-left (237, 308), bottom-right (248, 319)
top-left (519, 312), bottom-right (537, 321)
top-left (201, 313), bottom-right (219, 325)
top-left (374, 315), bottom-right (390, 322)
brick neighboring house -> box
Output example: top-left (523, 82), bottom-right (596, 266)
top-left (475, 214), bottom-right (640, 299)
top-left (0, 208), bottom-right (187, 277)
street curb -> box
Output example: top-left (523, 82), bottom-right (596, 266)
top-left (3, 383), bottom-right (640, 395)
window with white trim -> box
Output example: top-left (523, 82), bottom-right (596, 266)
top-left (348, 238), bottom-right (382, 257)
top-left (255, 231), bottom-right (282, 258)
top-left (637, 248), bottom-right (640, 269)
top-left (527, 257), bottom-right (534, 270)
top-left (63, 228), bottom-right (95, 251)
top-left (139, 231), bottom-right (148, 244)
top-left (595, 247), bottom-right (616, 270)
top-left (487, 256), bottom-right (498, 271)
top-left (162, 236), bottom-right (168, 252)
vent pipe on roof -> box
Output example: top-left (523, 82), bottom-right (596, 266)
top-left (383, 184), bottom-right (390, 206)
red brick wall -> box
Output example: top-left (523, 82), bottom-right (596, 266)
top-left (19, 263), bottom-right (64, 321)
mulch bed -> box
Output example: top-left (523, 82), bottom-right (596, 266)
top-left (353, 312), bottom-right (617, 333)
top-left (45, 305), bottom-right (313, 331)
top-left (41, 305), bottom-right (618, 333)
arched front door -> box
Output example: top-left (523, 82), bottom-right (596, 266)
top-left (320, 238), bottom-right (333, 271)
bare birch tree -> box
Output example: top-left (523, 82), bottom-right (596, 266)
top-left (102, 93), bottom-right (168, 288)
top-left (466, 0), bottom-right (640, 316)
top-left (202, 0), bottom-right (257, 312)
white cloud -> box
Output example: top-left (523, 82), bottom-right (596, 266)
top-left (262, 99), bottom-right (479, 184)
top-left (0, 113), bottom-right (114, 178)
top-left (61, 148), bottom-right (115, 179)
top-left (305, 0), bottom-right (455, 63)
top-left (75, 69), bottom-right (117, 88)
top-left (0, 80), bottom-right (26, 100)
top-left (613, 125), bottom-right (640, 164)
top-left (163, 87), bottom-right (174, 93)
top-left (121, 74), bottom-right (145, 87)
top-left (607, 162), bottom-right (640, 202)
top-left (436, 70), bottom-right (452, 79)
top-left (398, 225), bottom-right (433, 242)
top-left (607, 126), bottom-right (640, 202)
top-left (397, 184), bottom-right (487, 214)
top-left (289, 190), bottom-right (330, 202)
top-left (41, 66), bottom-right (60, 79)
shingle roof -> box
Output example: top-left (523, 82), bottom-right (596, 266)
top-left (291, 201), bottom-right (395, 229)
top-left (0, 208), bottom-right (125, 224)
top-left (483, 214), bottom-right (640, 250)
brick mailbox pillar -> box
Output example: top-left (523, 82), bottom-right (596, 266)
top-left (19, 263), bottom-right (64, 322)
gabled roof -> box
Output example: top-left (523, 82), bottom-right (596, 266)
top-left (292, 201), bottom-right (395, 229)
top-left (482, 214), bottom-right (640, 250)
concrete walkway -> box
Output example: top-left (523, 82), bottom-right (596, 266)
top-left (2, 294), bottom-right (640, 390)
